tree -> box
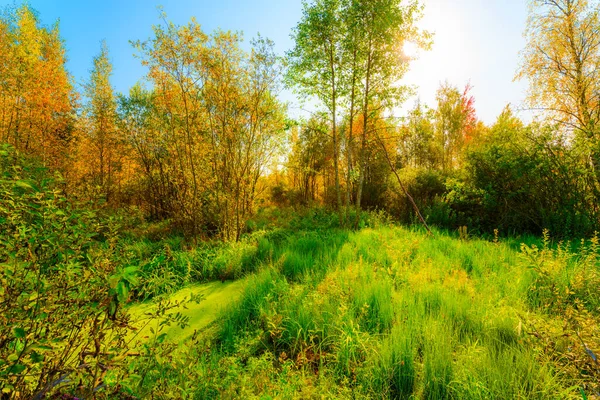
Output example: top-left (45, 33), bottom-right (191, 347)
top-left (202, 32), bottom-right (286, 240)
top-left (399, 100), bottom-right (440, 168)
top-left (134, 15), bottom-right (213, 236)
top-left (288, 0), bottom-right (429, 224)
top-left (78, 41), bottom-right (123, 202)
top-left (517, 0), bottom-right (600, 186)
top-left (0, 5), bottom-right (75, 170)
top-left (118, 84), bottom-right (173, 219)
top-left (434, 82), bottom-right (477, 170)
top-left (446, 108), bottom-right (598, 236)
top-left (287, 0), bottom-right (345, 222)
top-left (0, 144), bottom-right (138, 398)
top-left (344, 0), bottom-right (429, 216)
top-left (135, 15), bottom-right (285, 240)
top-left (287, 114), bottom-right (332, 204)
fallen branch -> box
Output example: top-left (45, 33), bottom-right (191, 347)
top-left (375, 131), bottom-right (433, 236)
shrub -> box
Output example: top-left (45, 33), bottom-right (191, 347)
top-left (0, 145), bottom-right (138, 398)
top-left (445, 123), bottom-right (598, 237)
top-left (385, 167), bottom-right (447, 224)
top-left (521, 231), bottom-right (600, 396)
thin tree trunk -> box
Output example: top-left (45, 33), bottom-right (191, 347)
top-left (355, 36), bottom-right (373, 228)
top-left (327, 39), bottom-right (343, 226)
top-left (345, 48), bottom-right (358, 225)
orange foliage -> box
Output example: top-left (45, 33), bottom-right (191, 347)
top-left (0, 6), bottom-right (76, 169)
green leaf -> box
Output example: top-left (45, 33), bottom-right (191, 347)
top-left (116, 280), bottom-right (128, 302)
top-left (14, 180), bottom-right (36, 191)
top-left (29, 351), bottom-right (44, 363)
top-left (156, 333), bottom-right (167, 344)
top-left (123, 266), bottom-right (140, 285)
top-left (124, 266), bottom-right (139, 275)
top-left (8, 363), bottom-right (26, 374)
top-left (12, 327), bottom-right (25, 339)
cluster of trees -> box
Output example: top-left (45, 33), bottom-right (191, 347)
top-left (285, 0), bottom-right (430, 225)
top-left (277, 78), bottom-right (480, 222)
top-left (2, 0), bottom-right (600, 239)
top-left (0, 6), bottom-right (76, 170)
top-left (122, 20), bottom-right (286, 241)
top-left (1, 6), bottom-right (286, 241)
top-left (273, 0), bottom-right (600, 237)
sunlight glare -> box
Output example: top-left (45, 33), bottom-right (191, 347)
top-left (403, 41), bottom-right (420, 59)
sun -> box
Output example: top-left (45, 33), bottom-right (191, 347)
top-left (403, 41), bottom-right (421, 59)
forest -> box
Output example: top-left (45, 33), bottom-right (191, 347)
top-left (1, 0), bottom-right (599, 398)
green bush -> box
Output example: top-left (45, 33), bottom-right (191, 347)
top-left (444, 122), bottom-right (598, 237)
top-left (385, 167), bottom-right (447, 225)
top-left (0, 145), bottom-right (138, 398)
top-left (520, 231), bottom-right (600, 396)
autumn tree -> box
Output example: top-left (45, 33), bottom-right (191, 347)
top-left (135, 15), bottom-right (285, 240)
top-left (344, 0), bottom-right (429, 216)
top-left (399, 100), bottom-right (440, 168)
top-left (287, 114), bottom-right (332, 204)
top-left (133, 17), bottom-right (212, 235)
top-left (434, 82), bottom-right (477, 170)
top-left (517, 0), bottom-right (600, 186)
top-left (202, 33), bottom-right (286, 240)
top-left (287, 0), bottom-right (429, 224)
top-left (0, 5), bottom-right (75, 169)
top-left (118, 84), bottom-right (174, 219)
top-left (77, 41), bottom-right (124, 202)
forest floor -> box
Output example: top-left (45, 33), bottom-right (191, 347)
top-left (122, 212), bottom-right (599, 399)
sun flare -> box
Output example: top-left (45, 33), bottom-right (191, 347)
top-left (403, 41), bottom-right (420, 59)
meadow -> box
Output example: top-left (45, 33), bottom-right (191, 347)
top-left (117, 209), bottom-right (599, 399)
top-left (1, 145), bottom-right (598, 398)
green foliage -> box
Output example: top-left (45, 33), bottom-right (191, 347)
top-left (115, 230), bottom-right (273, 300)
top-left (443, 117), bottom-right (598, 237)
top-left (1, 142), bottom-right (594, 400)
top-left (351, 270), bottom-right (394, 333)
top-left (0, 145), bottom-right (137, 398)
top-left (129, 222), bottom-right (570, 399)
top-left (385, 167), bottom-right (447, 224)
top-left (218, 269), bottom-right (288, 350)
top-left (520, 230), bottom-right (600, 396)
top-left (361, 322), bottom-right (416, 398)
top-left (422, 321), bottom-right (454, 400)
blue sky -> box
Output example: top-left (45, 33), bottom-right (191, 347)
top-left (4, 0), bottom-right (531, 124)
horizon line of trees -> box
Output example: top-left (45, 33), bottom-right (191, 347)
top-left (1, 0), bottom-right (600, 239)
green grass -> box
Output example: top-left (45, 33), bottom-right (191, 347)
top-left (119, 213), bottom-right (598, 398)
top-left (128, 279), bottom-right (248, 344)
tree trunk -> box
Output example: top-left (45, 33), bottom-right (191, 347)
top-left (328, 40), bottom-right (343, 226)
top-left (355, 37), bottom-right (373, 228)
top-left (345, 49), bottom-right (358, 225)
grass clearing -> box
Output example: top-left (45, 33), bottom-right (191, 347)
top-left (118, 218), bottom-right (599, 398)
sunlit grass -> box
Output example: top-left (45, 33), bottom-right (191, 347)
top-left (127, 216), bottom-right (592, 398)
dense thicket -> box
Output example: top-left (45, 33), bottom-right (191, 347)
top-left (0, 144), bottom-right (138, 397)
top-left (0, 5), bottom-right (286, 242)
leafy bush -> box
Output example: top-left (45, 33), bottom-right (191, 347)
top-left (385, 167), bottom-right (447, 224)
top-left (444, 121), bottom-right (598, 237)
top-left (520, 230), bottom-right (600, 397)
top-left (0, 145), bottom-right (138, 398)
